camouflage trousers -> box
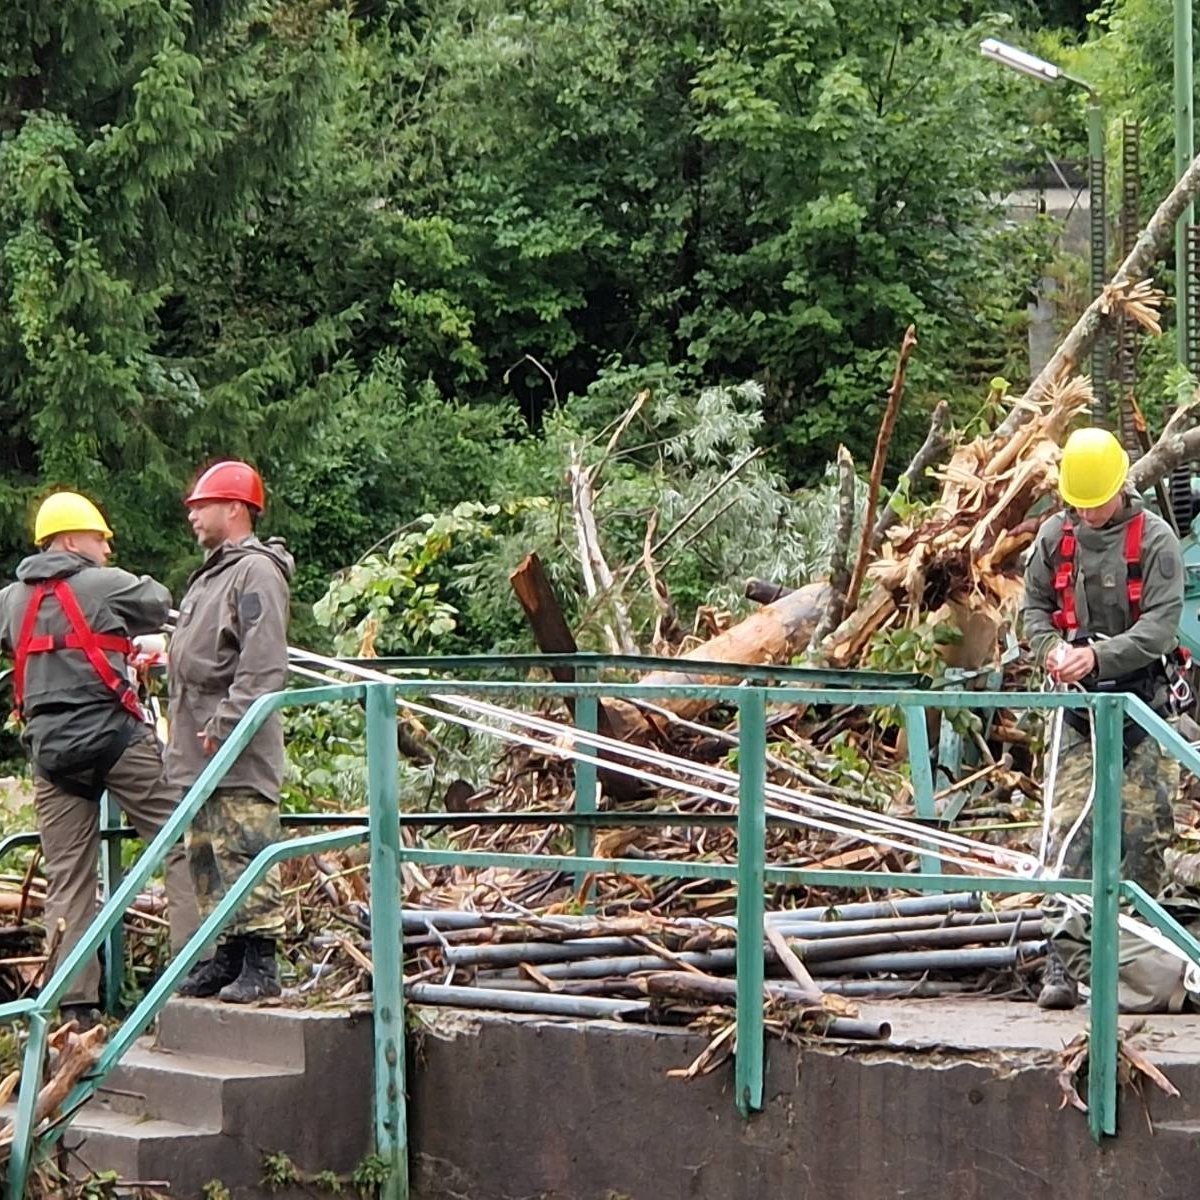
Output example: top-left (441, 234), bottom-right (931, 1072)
top-left (1042, 723), bottom-right (1176, 894)
top-left (1043, 722), bottom-right (1179, 1007)
top-left (186, 787), bottom-right (285, 939)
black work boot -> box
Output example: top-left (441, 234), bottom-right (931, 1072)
top-left (177, 939), bottom-right (245, 999)
top-left (1037, 943), bottom-right (1079, 1010)
top-left (218, 936), bottom-right (282, 1004)
top-left (59, 1003), bottom-right (103, 1033)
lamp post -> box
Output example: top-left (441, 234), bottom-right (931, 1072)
top-left (981, 38), bottom-right (1107, 422)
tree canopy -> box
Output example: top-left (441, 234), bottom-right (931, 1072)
top-left (0, 0), bottom-right (1181, 653)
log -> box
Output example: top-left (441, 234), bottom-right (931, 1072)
top-left (999, 148), bottom-right (1200, 440)
top-left (509, 553), bottom-right (580, 683)
top-left (745, 579), bottom-right (795, 605)
top-left (634, 581), bottom-right (831, 721)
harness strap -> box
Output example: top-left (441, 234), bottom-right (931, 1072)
top-left (1052, 511), bottom-right (1148, 633)
top-left (1051, 518), bottom-right (1079, 636)
top-left (11, 582), bottom-right (48, 716)
top-left (1124, 510), bottom-right (1146, 622)
top-left (12, 579), bottom-right (144, 723)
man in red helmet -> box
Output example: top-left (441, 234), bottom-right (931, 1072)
top-left (164, 461), bottom-right (294, 1003)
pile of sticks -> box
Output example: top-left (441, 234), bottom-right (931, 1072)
top-left (304, 893), bottom-right (1045, 1044)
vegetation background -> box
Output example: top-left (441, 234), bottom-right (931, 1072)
top-left (0, 0), bottom-right (1184, 668)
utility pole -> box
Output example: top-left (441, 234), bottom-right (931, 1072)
top-left (1176, 0), bottom-right (1194, 369)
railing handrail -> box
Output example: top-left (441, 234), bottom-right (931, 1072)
top-left (3, 670), bottom-right (1198, 1196)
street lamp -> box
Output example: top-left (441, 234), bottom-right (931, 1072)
top-left (981, 38), bottom-right (1107, 422)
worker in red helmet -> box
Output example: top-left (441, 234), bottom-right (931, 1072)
top-left (164, 461), bottom-right (294, 1003)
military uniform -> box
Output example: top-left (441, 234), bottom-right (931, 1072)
top-left (1022, 493), bottom-right (1184, 1002)
top-left (0, 550), bottom-right (199, 1007)
top-left (164, 536), bottom-right (294, 944)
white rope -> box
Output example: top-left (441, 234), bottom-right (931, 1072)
top-left (282, 642), bottom-right (1200, 970)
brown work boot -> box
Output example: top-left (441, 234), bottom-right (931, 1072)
top-left (177, 939), bottom-right (245, 998)
top-left (218, 937), bottom-right (281, 1004)
top-left (1037, 944), bottom-right (1078, 1010)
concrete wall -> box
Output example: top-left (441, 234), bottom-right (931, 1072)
top-left (406, 1010), bottom-right (1200, 1200)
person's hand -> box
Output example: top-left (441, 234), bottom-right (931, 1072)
top-left (198, 732), bottom-right (218, 756)
top-left (1047, 642), bottom-right (1096, 685)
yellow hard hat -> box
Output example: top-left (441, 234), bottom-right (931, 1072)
top-left (1057, 428), bottom-right (1129, 509)
top-left (33, 492), bottom-right (114, 546)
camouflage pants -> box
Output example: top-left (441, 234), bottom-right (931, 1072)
top-left (186, 787), bottom-right (285, 939)
top-left (1044, 722), bottom-right (1178, 1003)
top-left (1042, 723), bottom-right (1176, 894)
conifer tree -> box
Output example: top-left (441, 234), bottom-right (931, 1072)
top-left (0, 1), bottom-right (342, 568)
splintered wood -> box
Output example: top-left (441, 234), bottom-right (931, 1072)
top-left (818, 374), bottom-right (1095, 668)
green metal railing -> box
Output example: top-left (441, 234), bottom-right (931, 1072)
top-left (2, 655), bottom-right (1199, 1199)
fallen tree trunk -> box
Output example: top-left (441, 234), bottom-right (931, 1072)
top-left (1128, 387), bottom-right (1200, 492)
top-left (634, 581), bottom-right (831, 721)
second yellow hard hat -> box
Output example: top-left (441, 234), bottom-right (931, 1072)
top-left (1058, 427), bottom-right (1129, 510)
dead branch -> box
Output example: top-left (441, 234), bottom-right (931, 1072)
top-left (568, 455), bottom-right (639, 655)
top-left (871, 400), bottom-right (952, 551)
top-left (642, 512), bottom-right (681, 652)
top-left (847, 325), bottom-right (918, 613)
top-left (1128, 386), bottom-right (1200, 493)
top-left (808, 445), bottom-right (857, 649)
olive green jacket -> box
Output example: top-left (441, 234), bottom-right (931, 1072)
top-left (1021, 496), bottom-right (1183, 681)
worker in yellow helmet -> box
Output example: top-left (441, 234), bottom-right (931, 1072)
top-left (1022, 428), bottom-right (1185, 1011)
top-left (0, 492), bottom-right (198, 1029)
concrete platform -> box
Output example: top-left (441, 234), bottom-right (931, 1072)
top-left (406, 997), bottom-right (1200, 1200)
top-left (36, 993), bottom-right (1200, 1198)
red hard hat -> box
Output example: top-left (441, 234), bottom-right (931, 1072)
top-left (185, 461), bottom-right (266, 512)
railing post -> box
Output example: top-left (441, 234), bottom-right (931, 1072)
top-left (367, 683), bottom-right (408, 1200)
top-left (7, 1012), bottom-right (49, 1200)
top-left (735, 687), bottom-right (766, 1117)
top-left (1088, 694), bottom-right (1123, 1140)
top-left (573, 686), bottom-right (598, 906)
top-left (98, 789), bottom-right (124, 1016)
top-left (903, 705), bottom-right (940, 874)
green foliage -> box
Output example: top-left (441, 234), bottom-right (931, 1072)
top-left (261, 1151), bottom-right (299, 1191)
top-left (314, 500), bottom-right (548, 656)
top-left (281, 702), bottom-right (367, 813)
top-left (350, 1155), bottom-right (392, 1198)
top-left (202, 1184), bottom-right (232, 1200)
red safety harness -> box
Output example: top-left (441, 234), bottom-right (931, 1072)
top-left (1051, 511), bottom-right (1146, 640)
top-left (11, 580), bottom-right (145, 723)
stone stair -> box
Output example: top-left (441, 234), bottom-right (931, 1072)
top-left (61, 1000), bottom-right (373, 1198)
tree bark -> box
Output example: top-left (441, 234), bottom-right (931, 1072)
top-left (1128, 388), bottom-right (1200, 493)
top-left (871, 400), bottom-right (952, 551)
top-left (745, 579), bottom-right (795, 605)
top-left (847, 325), bottom-right (918, 613)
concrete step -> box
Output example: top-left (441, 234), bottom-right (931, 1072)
top-left (98, 1041), bottom-right (303, 1128)
top-left (154, 999), bottom-right (312, 1068)
top-left (48, 1000), bottom-right (376, 1195)
top-left (61, 1107), bottom-right (221, 1189)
